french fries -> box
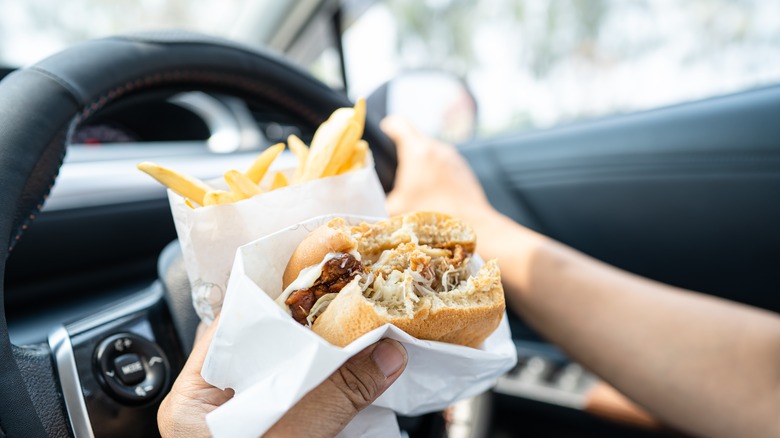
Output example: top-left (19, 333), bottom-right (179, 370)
top-left (338, 139), bottom-right (369, 174)
top-left (270, 172), bottom-right (288, 190)
top-left (224, 170), bottom-right (263, 200)
top-left (288, 135), bottom-right (309, 182)
top-left (352, 97), bottom-right (366, 140)
top-left (300, 99), bottom-right (366, 181)
top-left (137, 162), bottom-right (213, 206)
top-left (246, 143), bottom-right (285, 184)
top-left (137, 98), bottom-right (369, 207)
top-left (203, 190), bottom-right (236, 206)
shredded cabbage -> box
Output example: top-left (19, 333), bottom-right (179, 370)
top-left (410, 268), bottom-right (437, 297)
top-left (357, 272), bottom-right (375, 292)
top-left (305, 293), bottom-right (337, 326)
top-left (441, 262), bottom-right (468, 292)
top-left (362, 243), bottom-right (472, 310)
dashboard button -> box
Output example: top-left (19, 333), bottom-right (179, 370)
top-left (94, 333), bottom-right (169, 404)
top-left (114, 353), bottom-right (145, 386)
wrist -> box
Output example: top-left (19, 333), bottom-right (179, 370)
top-left (470, 210), bottom-right (528, 257)
top-left (470, 211), bottom-right (551, 297)
top-left (461, 206), bottom-right (503, 239)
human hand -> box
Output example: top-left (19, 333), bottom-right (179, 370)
top-left (158, 318), bottom-right (408, 438)
top-left (382, 116), bottom-right (498, 229)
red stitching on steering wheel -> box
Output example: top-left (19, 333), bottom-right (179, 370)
top-left (75, 69), bottom-right (325, 126)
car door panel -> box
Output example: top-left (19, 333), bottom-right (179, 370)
top-left (463, 85), bottom-right (780, 313)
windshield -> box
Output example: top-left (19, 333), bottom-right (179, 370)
top-left (0, 0), bottom-right (281, 67)
top-left (343, 0), bottom-right (780, 137)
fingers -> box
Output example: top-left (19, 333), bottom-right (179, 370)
top-left (381, 116), bottom-right (457, 168)
top-left (158, 315), bottom-right (232, 438)
top-left (380, 115), bottom-right (421, 148)
top-left (187, 316), bottom-right (222, 371)
top-left (266, 339), bottom-right (408, 438)
top-left (173, 316), bottom-right (234, 404)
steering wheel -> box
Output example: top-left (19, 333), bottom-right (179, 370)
top-left (0, 31), bottom-right (397, 437)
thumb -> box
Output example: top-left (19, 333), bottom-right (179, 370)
top-left (265, 339), bottom-right (407, 437)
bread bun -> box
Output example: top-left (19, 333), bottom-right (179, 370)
top-left (350, 211), bottom-right (477, 256)
top-left (312, 260), bottom-right (503, 348)
top-left (279, 212), bottom-right (504, 348)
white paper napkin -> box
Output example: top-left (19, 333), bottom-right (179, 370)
top-left (202, 214), bottom-right (517, 437)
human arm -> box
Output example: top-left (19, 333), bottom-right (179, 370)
top-left (157, 317), bottom-right (407, 437)
top-left (471, 211), bottom-right (780, 438)
top-left (382, 116), bottom-right (780, 438)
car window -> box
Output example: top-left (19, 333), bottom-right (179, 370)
top-left (342, 0), bottom-right (780, 139)
top-left (0, 0), bottom-right (294, 67)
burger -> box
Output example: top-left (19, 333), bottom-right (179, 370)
top-left (275, 212), bottom-right (505, 348)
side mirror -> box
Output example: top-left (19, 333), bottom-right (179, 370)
top-left (366, 70), bottom-right (477, 144)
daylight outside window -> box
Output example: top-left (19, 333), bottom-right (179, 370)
top-left (4, 1), bottom-right (780, 141)
top-left (342, 0), bottom-right (780, 139)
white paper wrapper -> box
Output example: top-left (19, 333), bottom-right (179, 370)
top-left (168, 160), bottom-right (387, 323)
top-left (202, 214), bottom-right (517, 438)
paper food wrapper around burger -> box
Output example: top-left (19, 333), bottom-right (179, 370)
top-left (168, 156), bottom-right (386, 324)
top-left (201, 214), bottom-right (518, 438)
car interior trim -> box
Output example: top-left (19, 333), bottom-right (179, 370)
top-left (168, 92), bottom-right (264, 154)
top-left (48, 326), bottom-right (96, 438)
top-left (42, 150), bottom-right (297, 212)
top-left (66, 285), bottom-right (164, 337)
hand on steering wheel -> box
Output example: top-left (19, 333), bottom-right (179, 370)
top-left (157, 317), bottom-right (407, 437)
top-left (382, 116), bottom-right (495, 225)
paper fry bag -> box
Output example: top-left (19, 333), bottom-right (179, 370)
top-left (168, 161), bottom-right (387, 323)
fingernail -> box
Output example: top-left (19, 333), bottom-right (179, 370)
top-left (372, 339), bottom-right (406, 378)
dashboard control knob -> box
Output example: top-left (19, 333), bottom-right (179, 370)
top-left (94, 333), bottom-right (169, 404)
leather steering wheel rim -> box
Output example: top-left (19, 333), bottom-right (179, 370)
top-left (0, 31), bottom-right (397, 437)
